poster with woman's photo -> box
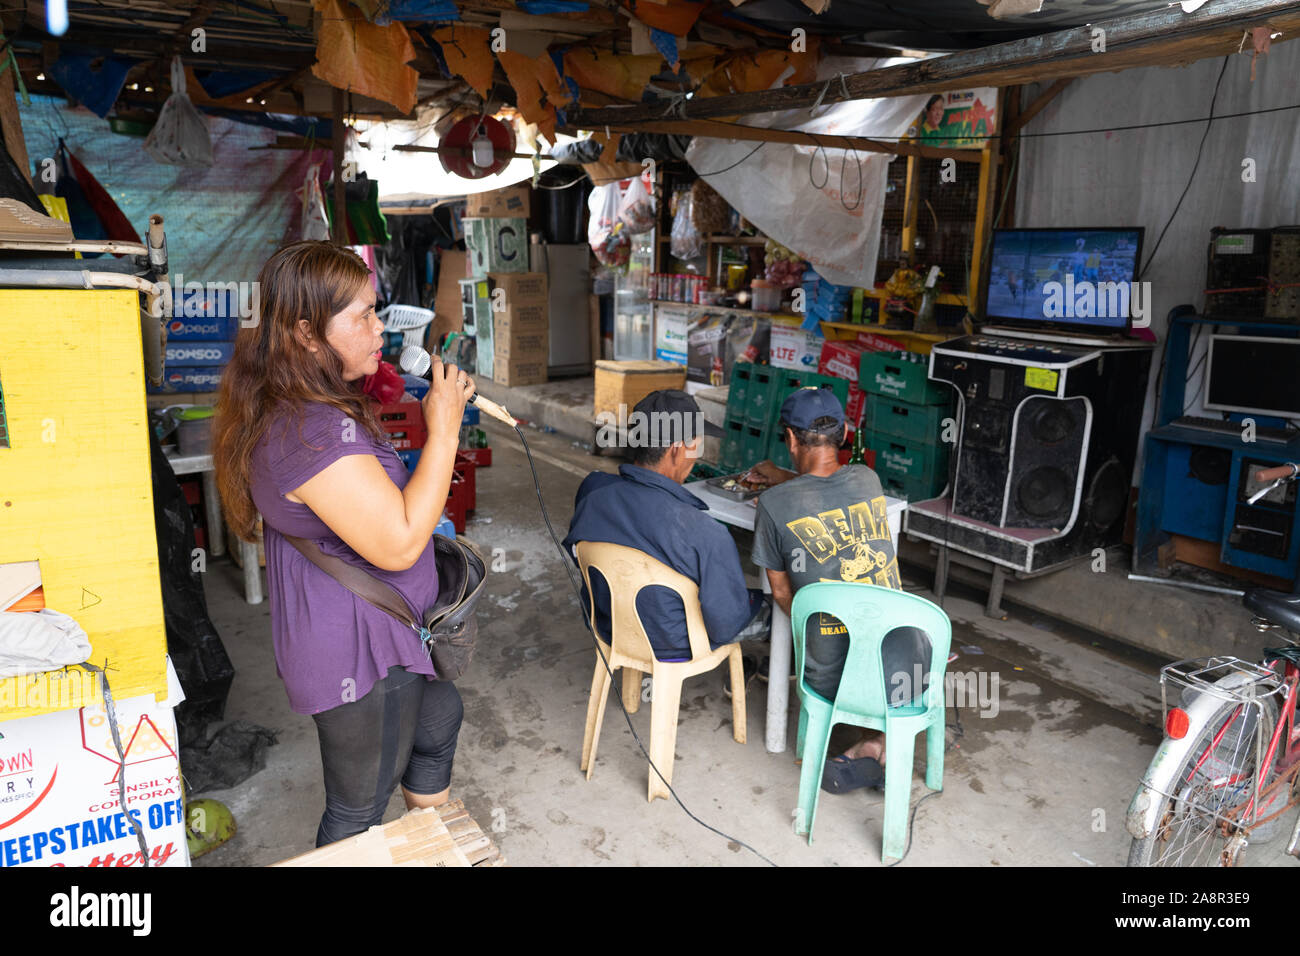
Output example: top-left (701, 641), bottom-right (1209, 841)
top-left (906, 88), bottom-right (998, 148)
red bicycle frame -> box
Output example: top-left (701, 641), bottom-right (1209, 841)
top-left (1186, 658), bottom-right (1300, 824)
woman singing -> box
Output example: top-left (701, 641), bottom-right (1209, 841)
top-left (214, 240), bottom-right (475, 846)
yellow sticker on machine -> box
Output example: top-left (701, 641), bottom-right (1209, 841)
top-left (1025, 367), bottom-right (1059, 391)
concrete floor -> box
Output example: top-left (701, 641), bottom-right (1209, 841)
top-left (192, 419), bottom-right (1300, 867)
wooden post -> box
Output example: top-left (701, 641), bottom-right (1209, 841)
top-left (900, 155), bottom-right (919, 268)
top-left (970, 145), bottom-right (997, 316)
top-left (331, 86), bottom-right (349, 244)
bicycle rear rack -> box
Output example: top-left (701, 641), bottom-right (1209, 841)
top-left (1159, 656), bottom-right (1285, 723)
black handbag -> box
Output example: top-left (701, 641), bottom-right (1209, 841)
top-left (285, 533), bottom-right (488, 682)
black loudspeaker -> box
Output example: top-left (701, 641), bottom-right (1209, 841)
top-left (1003, 396), bottom-right (1089, 528)
top-left (930, 334), bottom-right (1152, 540)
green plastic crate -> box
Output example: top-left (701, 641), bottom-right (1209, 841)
top-left (863, 428), bottom-right (949, 501)
top-left (743, 422), bottom-right (769, 467)
top-left (720, 416), bottom-right (746, 472)
top-left (727, 363), bottom-right (754, 420)
top-left (865, 395), bottom-right (953, 445)
top-left (769, 372), bottom-right (850, 427)
top-left (860, 350), bottom-right (950, 406)
top-left (767, 426), bottom-right (792, 470)
top-left (746, 366), bottom-right (781, 427)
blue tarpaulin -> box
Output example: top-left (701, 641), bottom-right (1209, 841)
top-left (381, 0), bottom-right (459, 21)
top-left (517, 1), bottom-right (589, 13)
top-left (650, 29), bottom-right (678, 67)
top-left (194, 70), bottom-right (276, 100)
top-left (19, 94), bottom-right (331, 282)
top-left (49, 54), bottom-right (135, 118)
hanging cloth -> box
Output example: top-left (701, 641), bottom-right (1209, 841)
top-left (55, 139), bottom-right (139, 251)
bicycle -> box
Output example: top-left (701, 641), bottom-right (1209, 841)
top-left (1127, 462), bottom-right (1300, 866)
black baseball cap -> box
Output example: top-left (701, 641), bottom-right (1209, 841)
top-left (631, 389), bottom-right (723, 445)
top-left (779, 386), bottom-right (845, 432)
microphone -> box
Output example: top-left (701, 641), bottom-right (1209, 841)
top-left (399, 344), bottom-right (519, 428)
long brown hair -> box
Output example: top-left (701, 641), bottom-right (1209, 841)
top-left (214, 240), bottom-right (387, 541)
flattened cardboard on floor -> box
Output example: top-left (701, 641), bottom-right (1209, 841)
top-left (272, 807), bottom-right (471, 867)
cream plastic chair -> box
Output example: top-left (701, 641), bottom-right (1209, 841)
top-left (575, 541), bottom-right (747, 802)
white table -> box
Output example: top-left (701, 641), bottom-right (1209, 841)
top-left (683, 479), bottom-right (906, 754)
top-left (165, 451), bottom-right (263, 605)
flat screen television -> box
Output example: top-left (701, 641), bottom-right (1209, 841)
top-left (1205, 334), bottom-right (1300, 420)
top-left (983, 227), bottom-right (1144, 334)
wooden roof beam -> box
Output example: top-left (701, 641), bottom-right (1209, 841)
top-left (559, 118), bottom-right (986, 161)
top-left (569, 0), bottom-right (1300, 125)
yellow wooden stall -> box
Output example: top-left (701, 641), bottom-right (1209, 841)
top-left (0, 288), bottom-right (167, 720)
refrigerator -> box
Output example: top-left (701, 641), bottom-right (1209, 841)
top-left (613, 231), bottom-right (655, 360)
top-left (532, 242), bottom-right (593, 377)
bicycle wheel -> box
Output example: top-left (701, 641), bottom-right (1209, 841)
top-left (1129, 693), bottom-right (1280, 867)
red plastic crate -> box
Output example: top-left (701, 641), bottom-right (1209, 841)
top-left (377, 398), bottom-right (427, 449)
top-left (458, 445), bottom-right (492, 468)
top-left (454, 451), bottom-right (477, 512)
top-left (444, 471), bottom-right (469, 534)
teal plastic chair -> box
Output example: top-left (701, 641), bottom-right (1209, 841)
top-left (790, 581), bottom-right (952, 861)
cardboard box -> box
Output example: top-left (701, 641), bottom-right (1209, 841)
top-left (0, 659), bottom-right (189, 868)
top-left (819, 341), bottom-right (872, 433)
top-left (818, 339), bottom-right (869, 382)
top-left (493, 355), bottom-right (547, 387)
top-left (593, 359), bottom-right (688, 419)
top-left (148, 366), bottom-right (224, 393)
top-left (274, 806), bottom-right (471, 867)
top-left (464, 217), bottom-right (528, 275)
top-left (465, 184), bottom-right (531, 219)
top-left (164, 340), bottom-right (234, 367)
top-left (434, 250), bottom-right (468, 343)
top-left (165, 311), bottom-right (239, 341)
top-left (654, 303), bottom-right (690, 365)
top-left (770, 318), bottom-right (824, 371)
top-left (494, 329), bottom-right (548, 360)
top-left (487, 272), bottom-right (547, 318)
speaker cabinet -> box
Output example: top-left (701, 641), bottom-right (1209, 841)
top-left (930, 334), bottom-right (1152, 544)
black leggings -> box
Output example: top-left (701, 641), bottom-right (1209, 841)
top-left (310, 665), bottom-right (464, 847)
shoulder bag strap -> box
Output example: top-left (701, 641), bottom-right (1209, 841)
top-left (283, 534), bottom-right (420, 632)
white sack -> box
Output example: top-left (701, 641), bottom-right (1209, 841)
top-left (144, 57), bottom-right (214, 168)
top-left (0, 608), bottom-right (93, 678)
top-left (686, 57), bottom-right (929, 288)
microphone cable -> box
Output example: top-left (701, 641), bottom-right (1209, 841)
top-left (509, 422), bottom-right (779, 867)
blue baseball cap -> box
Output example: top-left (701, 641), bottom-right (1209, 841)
top-left (779, 386), bottom-right (845, 432)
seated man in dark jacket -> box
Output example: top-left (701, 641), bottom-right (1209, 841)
top-left (563, 390), bottom-right (764, 663)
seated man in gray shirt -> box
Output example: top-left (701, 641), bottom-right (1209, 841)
top-left (752, 387), bottom-right (928, 795)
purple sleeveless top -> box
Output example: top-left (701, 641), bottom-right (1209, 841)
top-left (249, 401), bottom-right (439, 714)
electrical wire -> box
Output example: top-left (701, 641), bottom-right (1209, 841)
top-left (1137, 57), bottom-right (1230, 282)
top-left (807, 136), bottom-right (829, 189)
top-left (511, 424), bottom-right (780, 867)
top-left (81, 661), bottom-right (151, 866)
top-left (694, 140), bottom-right (767, 178)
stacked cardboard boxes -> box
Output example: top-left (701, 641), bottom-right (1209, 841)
top-left (148, 288), bottom-right (240, 394)
top-left (489, 272), bottom-right (549, 386)
top-left (461, 186), bottom-right (548, 387)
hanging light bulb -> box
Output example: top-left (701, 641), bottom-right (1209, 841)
top-left (470, 121), bottom-right (494, 169)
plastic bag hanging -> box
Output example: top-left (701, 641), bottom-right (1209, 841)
top-left (298, 163), bottom-right (330, 240)
top-left (617, 175), bottom-right (655, 235)
top-left (587, 182), bottom-right (629, 268)
top-left (144, 57), bottom-right (214, 167)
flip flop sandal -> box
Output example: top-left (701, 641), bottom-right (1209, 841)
top-left (820, 755), bottom-right (884, 794)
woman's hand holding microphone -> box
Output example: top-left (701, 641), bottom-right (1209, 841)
top-left (422, 356), bottom-right (476, 447)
